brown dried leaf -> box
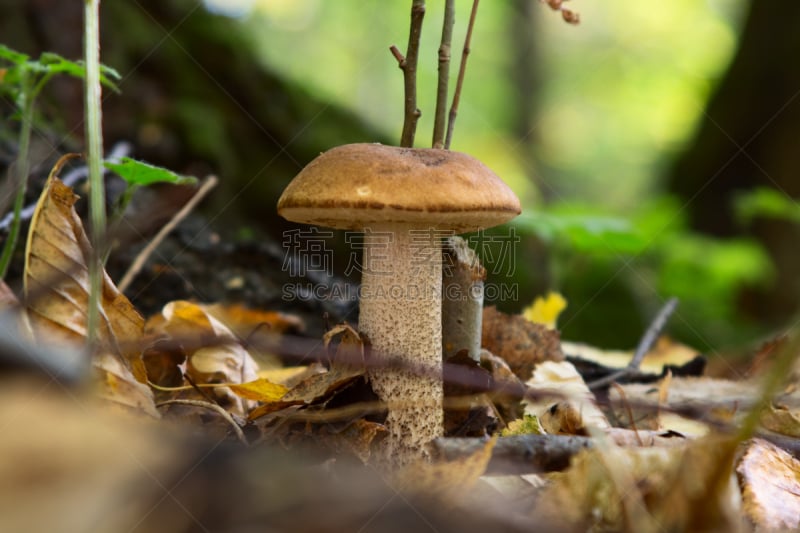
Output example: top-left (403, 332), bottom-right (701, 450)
top-left (534, 436), bottom-right (740, 531)
top-left (481, 306), bottom-right (563, 381)
top-left (323, 322), bottom-right (367, 368)
top-left (248, 363), bottom-right (366, 421)
top-left (526, 361), bottom-right (610, 433)
top-left (760, 403), bottom-right (800, 437)
top-left (317, 419), bottom-right (386, 463)
top-left (281, 364), bottom-right (365, 404)
top-left (94, 352), bottom-right (159, 418)
top-left (23, 176), bottom-right (146, 382)
top-left (204, 302), bottom-right (304, 337)
top-left (737, 438), bottom-right (800, 530)
top-left (393, 435), bottom-right (497, 502)
top-left (148, 300), bottom-right (259, 417)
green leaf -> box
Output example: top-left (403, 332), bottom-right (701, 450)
top-left (734, 187), bottom-right (800, 225)
top-left (513, 210), bottom-right (645, 255)
top-left (0, 44), bottom-right (29, 65)
top-left (36, 52), bottom-right (121, 92)
top-left (104, 157), bottom-right (197, 187)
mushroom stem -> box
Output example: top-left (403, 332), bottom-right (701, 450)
top-left (360, 225), bottom-right (444, 465)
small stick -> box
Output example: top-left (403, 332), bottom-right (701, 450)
top-left (395, 0), bottom-right (426, 148)
top-left (432, 0), bottom-right (455, 149)
top-left (445, 0), bottom-right (479, 150)
top-left (611, 382), bottom-right (643, 446)
top-left (118, 175), bottom-right (217, 292)
top-left (589, 297), bottom-right (679, 389)
top-left (156, 398), bottom-right (248, 446)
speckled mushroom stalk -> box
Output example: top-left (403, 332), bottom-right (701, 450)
top-left (277, 143), bottom-right (520, 466)
top-left (359, 224), bottom-right (443, 464)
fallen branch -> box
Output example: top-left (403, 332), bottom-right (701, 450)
top-left (434, 428), bottom-right (690, 475)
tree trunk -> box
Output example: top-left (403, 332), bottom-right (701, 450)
top-left (666, 2), bottom-right (800, 322)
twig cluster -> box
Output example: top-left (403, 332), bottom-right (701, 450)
top-left (392, 0), bottom-right (578, 150)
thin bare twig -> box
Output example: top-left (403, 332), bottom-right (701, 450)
top-left (432, 0), bottom-right (455, 149)
top-left (589, 297), bottom-right (679, 389)
top-left (118, 175), bottom-right (218, 292)
top-left (395, 0), bottom-right (426, 148)
top-left (611, 382), bottom-right (643, 446)
top-left (156, 398), bottom-right (248, 445)
top-left (445, 0), bottom-right (480, 149)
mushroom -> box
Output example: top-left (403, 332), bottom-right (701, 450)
top-left (277, 143), bottom-right (520, 465)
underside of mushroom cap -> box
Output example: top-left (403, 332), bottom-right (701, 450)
top-left (277, 143), bottom-right (521, 232)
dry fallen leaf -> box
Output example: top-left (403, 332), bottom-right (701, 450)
top-left (393, 435), bottom-right (498, 502)
top-left (482, 306), bottom-right (563, 381)
top-left (525, 360), bottom-right (610, 434)
top-left (760, 403), bottom-right (800, 437)
top-left (147, 300), bottom-right (260, 417)
top-left (534, 435), bottom-right (741, 531)
top-left (23, 175), bottom-right (146, 382)
top-left (204, 302), bottom-right (304, 336)
top-left (229, 377), bottom-right (289, 402)
top-left (94, 351), bottom-right (160, 418)
top-left (737, 438), bottom-right (800, 530)
top-left (317, 419), bottom-right (386, 463)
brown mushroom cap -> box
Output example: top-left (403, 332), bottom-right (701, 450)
top-left (277, 143), bottom-right (521, 232)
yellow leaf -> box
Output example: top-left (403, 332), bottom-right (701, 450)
top-left (23, 172), bottom-right (147, 383)
top-left (229, 378), bottom-right (288, 402)
top-left (522, 291), bottom-right (567, 329)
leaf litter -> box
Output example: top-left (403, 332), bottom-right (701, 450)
top-left (2, 173), bottom-right (800, 531)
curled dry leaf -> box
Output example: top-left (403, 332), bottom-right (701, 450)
top-left (737, 438), bottom-right (800, 530)
top-left (24, 176), bottom-right (147, 382)
top-left (525, 360), bottom-right (610, 434)
top-left (248, 326), bottom-right (369, 421)
top-left (147, 300), bottom-right (259, 417)
top-left (323, 322), bottom-right (366, 368)
top-left (481, 306), bottom-right (563, 382)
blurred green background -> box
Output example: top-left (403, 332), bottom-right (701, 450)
top-left (3, 0), bottom-right (800, 357)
